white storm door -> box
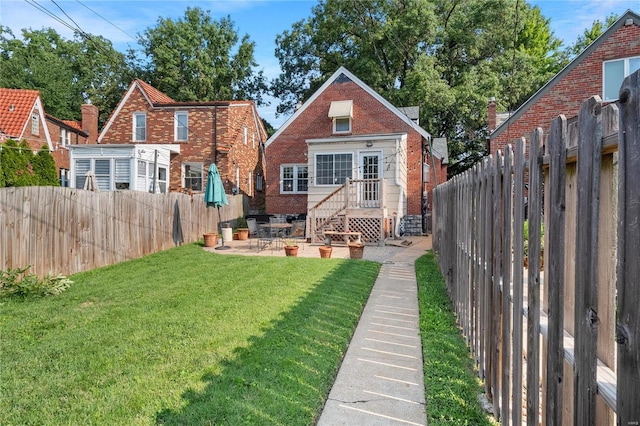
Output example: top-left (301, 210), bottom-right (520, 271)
top-left (359, 152), bottom-right (381, 207)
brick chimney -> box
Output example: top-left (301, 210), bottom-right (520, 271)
top-left (81, 101), bottom-right (99, 144)
top-left (488, 97), bottom-right (497, 133)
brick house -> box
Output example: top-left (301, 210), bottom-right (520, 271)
top-left (96, 80), bottom-right (267, 209)
top-left (0, 88), bottom-right (97, 185)
top-left (265, 67), bottom-right (448, 243)
top-left (489, 9), bottom-right (640, 152)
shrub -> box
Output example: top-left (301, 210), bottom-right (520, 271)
top-left (0, 266), bottom-right (72, 298)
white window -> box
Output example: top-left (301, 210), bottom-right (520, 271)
top-left (75, 159), bottom-right (90, 188)
top-left (243, 125), bottom-right (248, 145)
top-left (148, 162), bottom-right (156, 192)
top-left (328, 100), bottom-right (353, 134)
top-left (252, 131), bottom-right (255, 149)
top-left (94, 159), bottom-right (111, 190)
top-left (315, 153), bottom-right (352, 185)
top-left (603, 56), bottom-right (640, 100)
top-left (235, 166), bottom-right (240, 194)
top-left (60, 128), bottom-right (71, 147)
top-left (115, 159), bottom-right (130, 190)
top-left (183, 162), bottom-right (203, 191)
top-left (158, 167), bottom-right (167, 193)
top-left (248, 171), bottom-right (253, 197)
top-left (175, 111), bottom-right (188, 141)
top-left (31, 114), bottom-right (39, 135)
top-left (280, 164), bottom-right (308, 193)
top-left (133, 112), bottom-right (146, 141)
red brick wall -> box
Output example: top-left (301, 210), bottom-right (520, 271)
top-left (491, 23), bottom-right (640, 153)
top-left (100, 87), bottom-right (265, 204)
top-left (266, 78), bottom-right (443, 215)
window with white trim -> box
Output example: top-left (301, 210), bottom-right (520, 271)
top-left (280, 164), bottom-right (308, 193)
top-left (603, 56), bottom-right (640, 100)
top-left (183, 162), bottom-right (203, 191)
top-left (31, 114), bottom-right (39, 135)
top-left (158, 167), bottom-right (167, 193)
top-left (315, 153), bottom-right (352, 185)
top-left (75, 159), bottom-right (90, 188)
top-left (94, 159), bottom-right (111, 190)
top-left (115, 159), bottom-right (130, 190)
top-left (243, 125), bottom-right (248, 145)
top-left (175, 111), bottom-right (188, 141)
top-left (248, 171), bottom-right (253, 196)
top-left (60, 128), bottom-right (71, 147)
top-left (133, 112), bottom-right (146, 141)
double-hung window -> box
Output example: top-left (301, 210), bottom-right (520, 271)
top-left (280, 164), bottom-right (308, 193)
top-left (133, 112), bottom-right (146, 141)
top-left (603, 56), bottom-right (640, 100)
top-left (184, 163), bottom-right (203, 191)
top-left (60, 128), bottom-right (71, 147)
top-left (175, 111), bottom-right (188, 141)
top-left (315, 153), bottom-right (352, 185)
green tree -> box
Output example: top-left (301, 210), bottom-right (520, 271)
top-left (0, 26), bottom-right (131, 126)
top-left (272, 0), bottom-right (565, 176)
top-left (1, 140), bottom-right (37, 187)
top-left (138, 7), bottom-right (267, 104)
top-left (32, 146), bottom-right (59, 186)
top-left (565, 13), bottom-right (618, 58)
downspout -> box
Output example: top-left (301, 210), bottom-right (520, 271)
top-left (394, 137), bottom-right (404, 239)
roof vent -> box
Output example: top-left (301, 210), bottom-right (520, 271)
top-left (625, 18), bottom-right (633, 26)
top-left (9, 104), bottom-right (14, 112)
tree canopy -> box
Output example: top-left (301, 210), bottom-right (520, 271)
top-left (137, 7), bottom-right (267, 104)
top-left (272, 0), bottom-right (567, 176)
top-left (0, 26), bottom-right (132, 126)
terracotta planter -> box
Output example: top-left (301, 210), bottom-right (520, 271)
top-left (233, 232), bottom-right (239, 240)
top-left (203, 233), bottom-right (217, 247)
top-left (284, 245), bottom-right (299, 257)
top-left (348, 242), bottom-right (364, 259)
top-left (319, 245), bottom-right (333, 258)
top-left (237, 228), bottom-right (250, 240)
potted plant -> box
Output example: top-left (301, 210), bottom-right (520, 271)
top-left (236, 216), bottom-right (250, 240)
top-left (319, 245), bottom-right (332, 258)
top-left (348, 242), bottom-right (365, 259)
top-left (283, 238), bottom-right (299, 257)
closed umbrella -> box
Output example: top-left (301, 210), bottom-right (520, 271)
top-left (204, 163), bottom-right (230, 250)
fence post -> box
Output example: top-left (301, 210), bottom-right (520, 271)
top-left (616, 70), bottom-right (640, 425)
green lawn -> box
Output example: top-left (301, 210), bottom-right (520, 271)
top-left (1, 243), bottom-right (380, 425)
top-left (416, 252), bottom-right (495, 425)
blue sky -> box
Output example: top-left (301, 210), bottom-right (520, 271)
top-left (1, 0), bottom-right (638, 127)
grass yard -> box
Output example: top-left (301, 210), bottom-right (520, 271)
top-left (416, 252), bottom-right (496, 425)
top-left (0, 243), bottom-right (380, 425)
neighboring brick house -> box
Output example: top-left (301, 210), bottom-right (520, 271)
top-left (97, 80), bottom-right (267, 209)
top-left (0, 88), bottom-right (97, 185)
top-left (265, 67), bottom-right (448, 242)
top-left (490, 10), bottom-right (640, 152)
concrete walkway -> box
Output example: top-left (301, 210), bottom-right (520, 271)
top-left (203, 235), bottom-right (431, 425)
top-left (317, 237), bottom-right (431, 426)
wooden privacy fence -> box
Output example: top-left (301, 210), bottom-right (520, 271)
top-left (433, 70), bottom-right (640, 426)
top-left (0, 187), bottom-right (243, 278)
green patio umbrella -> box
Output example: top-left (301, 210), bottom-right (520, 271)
top-left (204, 163), bottom-right (230, 250)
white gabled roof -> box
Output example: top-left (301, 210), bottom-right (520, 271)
top-left (265, 66), bottom-right (446, 160)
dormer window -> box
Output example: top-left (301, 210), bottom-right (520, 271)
top-left (328, 100), bottom-right (353, 134)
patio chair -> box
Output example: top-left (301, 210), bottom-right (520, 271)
top-left (257, 222), bottom-right (276, 251)
top-left (246, 218), bottom-right (258, 248)
top-left (290, 220), bottom-right (306, 248)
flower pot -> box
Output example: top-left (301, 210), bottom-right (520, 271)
top-left (233, 232), bottom-right (239, 240)
top-left (348, 242), bottom-right (364, 259)
top-left (237, 228), bottom-right (250, 240)
top-left (284, 245), bottom-right (299, 257)
top-left (319, 245), bottom-right (332, 258)
top-left (203, 233), bottom-right (217, 247)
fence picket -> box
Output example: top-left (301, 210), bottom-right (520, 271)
top-left (501, 145), bottom-right (513, 426)
top-left (616, 70), bottom-right (640, 424)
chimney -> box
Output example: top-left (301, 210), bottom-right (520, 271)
top-left (488, 97), bottom-right (497, 133)
top-left (81, 101), bottom-right (99, 144)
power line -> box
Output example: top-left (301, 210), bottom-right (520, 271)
top-left (75, 0), bottom-right (138, 42)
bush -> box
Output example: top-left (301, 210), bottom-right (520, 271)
top-left (0, 266), bottom-right (72, 298)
